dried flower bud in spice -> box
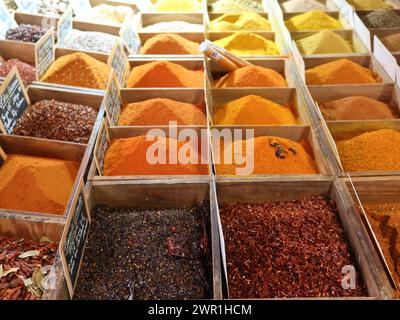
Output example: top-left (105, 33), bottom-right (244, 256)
top-left (6, 24), bottom-right (49, 43)
top-left (13, 99), bottom-right (98, 144)
top-left (74, 203), bottom-right (212, 300)
top-left (220, 195), bottom-right (367, 298)
top-left (0, 237), bottom-right (58, 300)
top-left (0, 59), bottom-right (36, 85)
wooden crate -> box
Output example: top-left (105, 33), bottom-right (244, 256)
top-left (210, 125), bottom-right (334, 178)
top-left (343, 176), bottom-right (400, 294)
top-left (62, 179), bottom-right (222, 299)
top-left (215, 178), bottom-right (394, 299)
top-left (90, 120), bottom-right (212, 181)
top-left (138, 12), bottom-right (204, 33)
top-left (0, 213), bottom-right (69, 300)
top-left (0, 135), bottom-right (86, 219)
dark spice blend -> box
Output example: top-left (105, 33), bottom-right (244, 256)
top-left (220, 195), bottom-right (367, 298)
top-left (13, 99), bottom-right (98, 144)
top-left (363, 9), bottom-right (400, 28)
top-left (0, 59), bottom-right (36, 85)
top-left (74, 203), bottom-right (212, 300)
top-left (6, 24), bottom-right (49, 43)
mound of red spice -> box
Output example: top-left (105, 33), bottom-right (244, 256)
top-left (220, 195), bottom-right (367, 298)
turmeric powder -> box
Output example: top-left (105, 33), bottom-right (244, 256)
top-left (0, 155), bottom-right (79, 215)
top-left (153, 0), bottom-right (203, 12)
top-left (337, 129), bottom-right (400, 172)
top-left (118, 98), bottom-right (207, 126)
top-left (213, 32), bottom-right (280, 56)
top-left (210, 12), bottom-right (272, 31)
top-left (104, 136), bottom-right (209, 176)
top-left (41, 52), bottom-right (111, 90)
top-left (127, 61), bottom-right (204, 88)
top-left (215, 65), bottom-right (287, 88)
top-left (305, 59), bottom-right (380, 85)
top-left (214, 95), bottom-right (297, 125)
top-left (140, 34), bottom-right (201, 55)
top-left (216, 136), bottom-right (318, 175)
top-left (296, 30), bottom-right (354, 55)
top-left (285, 11), bottom-right (343, 31)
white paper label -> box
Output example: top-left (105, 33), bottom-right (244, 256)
top-left (374, 36), bottom-right (397, 82)
top-left (354, 14), bottom-right (371, 52)
top-left (0, 1), bottom-right (17, 39)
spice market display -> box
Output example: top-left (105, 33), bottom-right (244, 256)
top-left (1, 0), bottom-right (400, 303)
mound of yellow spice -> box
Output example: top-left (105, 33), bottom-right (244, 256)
top-left (0, 155), bottom-right (79, 215)
top-left (306, 59), bottom-right (379, 85)
top-left (296, 30), bottom-right (354, 55)
top-left (216, 136), bottom-right (318, 175)
top-left (153, 0), bottom-right (203, 12)
top-left (215, 65), bottom-right (287, 88)
top-left (210, 12), bottom-right (271, 31)
top-left (213, 32), bottom-right (280, 56)
top-left (348, 0), bottom-right (390, 10)
top-left (320, 96), bottom-right (397, 120)
top-left (285, 11), bottom-right (342, 31)
top-left (118, 98), bottom-right (207, 126)
top-left (140, 34), bottom-right (200, 55)
top-left (214, 95), bottom-right (297, 125)
top-left (104, 136), bottom-right (209, 176)
top-left (127, 61), bottom-right (204, 88)
top-left (41, 52), bottom-right (110, 90)
top-left (337, 129), bottom-right (400, 172)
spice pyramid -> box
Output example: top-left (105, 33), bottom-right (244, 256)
top-left (320, 96), bottom-right (397, 120)
top-left (337, 129), bottom-right (400, 172)
top-left (210, 12), bottom-right (272, 31)
top-left (154, 0), bottom-right (203, 12)
top-left (140, 34), bottom-right (200, 55)
top-left (118, 98), bottom-right (207, 126)
top-left (216, 136), bottom-right (318, 175)
top-left (214, 95), bottom-right (297, 125)
top-left (0, 155), bottom-right (79, 215)
top-left (104, 136), bottom-right (209, 176)
top-left (127, 61), bottom-right (204, 88)
top-left (348, 0), bottom-right (390, 10)
top-left (282, 0), bottom-right (329, 12)
top-left (296, 30), bottom-right (354, 55)
top-left (285, 10), bottom-right (342, 31)
top-left (41, 52), bottom-right (110, 90)
top-left (214, 31), bottom-right (280, 56)
top-left (215, 65), bottom-right (288, 88)
top-left (382, 33), bottom-right (400, 51)
top-left (305, 58), bottom-right (379, 85)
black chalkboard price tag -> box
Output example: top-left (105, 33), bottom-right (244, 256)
top-left (94, 121), bottom-right (110, 175)
top-left (0, 67), bottom-right (30, 134)
top-left (119, 17), bottom-right (141, 54)
top-left (107, 39), bottom-right (129, 86)
top-left (14, 0), bottom-right (39, 13)
top-left (0, 1), bottom-right (17, 39)
top-left (57, 7), bottom-right (73, 45)
top-left (103, 72), bottom-right (122, 127)
top-left (35, 27), bottom-right (55, 80)
top-left (60, 180), bottom-right (91, 298)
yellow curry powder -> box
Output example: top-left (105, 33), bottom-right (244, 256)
top-left (213, 31), bottom-right (280, 56)
top-left (214, 95), bottom-right (297, 125)
top-left (41, 52), bottom-right (110, 90)
top-left (153, 0), bottom-right (203, 12)
top-left (210, 12), bottom-right (272, 31)
top-left (285, 11), bottom-right (342, 31)
top-left (337, 129), bottom-right (400, 172)
top-left (348, 0), bottom-right (390, 10)
top-left (0, 155), bottom-right (79, 215)
top-left (305, 58), bottom-right (380, 85)
top-left (296, 30), bottom-right (354, 55)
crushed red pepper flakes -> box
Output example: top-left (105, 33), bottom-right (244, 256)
top-left (220, 195), bottom-right (367, 298)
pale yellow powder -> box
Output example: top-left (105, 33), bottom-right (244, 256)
top-left (210, 12), bottom-right (271, 31)
top-left (296, 30), bottom-right (354, 55)
top-left (286, 11), bottom-right (343, 31)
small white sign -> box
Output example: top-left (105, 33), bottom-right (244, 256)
top-left (374, 36), bottom-right (397, 82)
top-left (354, 13), bottom-right (371, 52)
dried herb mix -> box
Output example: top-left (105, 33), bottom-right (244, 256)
top-left (6, 24), bottom-right (49, 43)
top-left (220, 196), bottom-right (366, 298)
top-left (13, 100), bottom-right (98, 144)
top-left (0, 237), bottom-right (58, 300)
top-left (74, 203), bottom-right (212, 300)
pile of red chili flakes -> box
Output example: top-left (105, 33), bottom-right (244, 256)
top-left (220, 195), bottom-right (367, 298)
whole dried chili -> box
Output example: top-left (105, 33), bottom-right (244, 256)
top-left (220, 195), bottom-right (367, 298)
